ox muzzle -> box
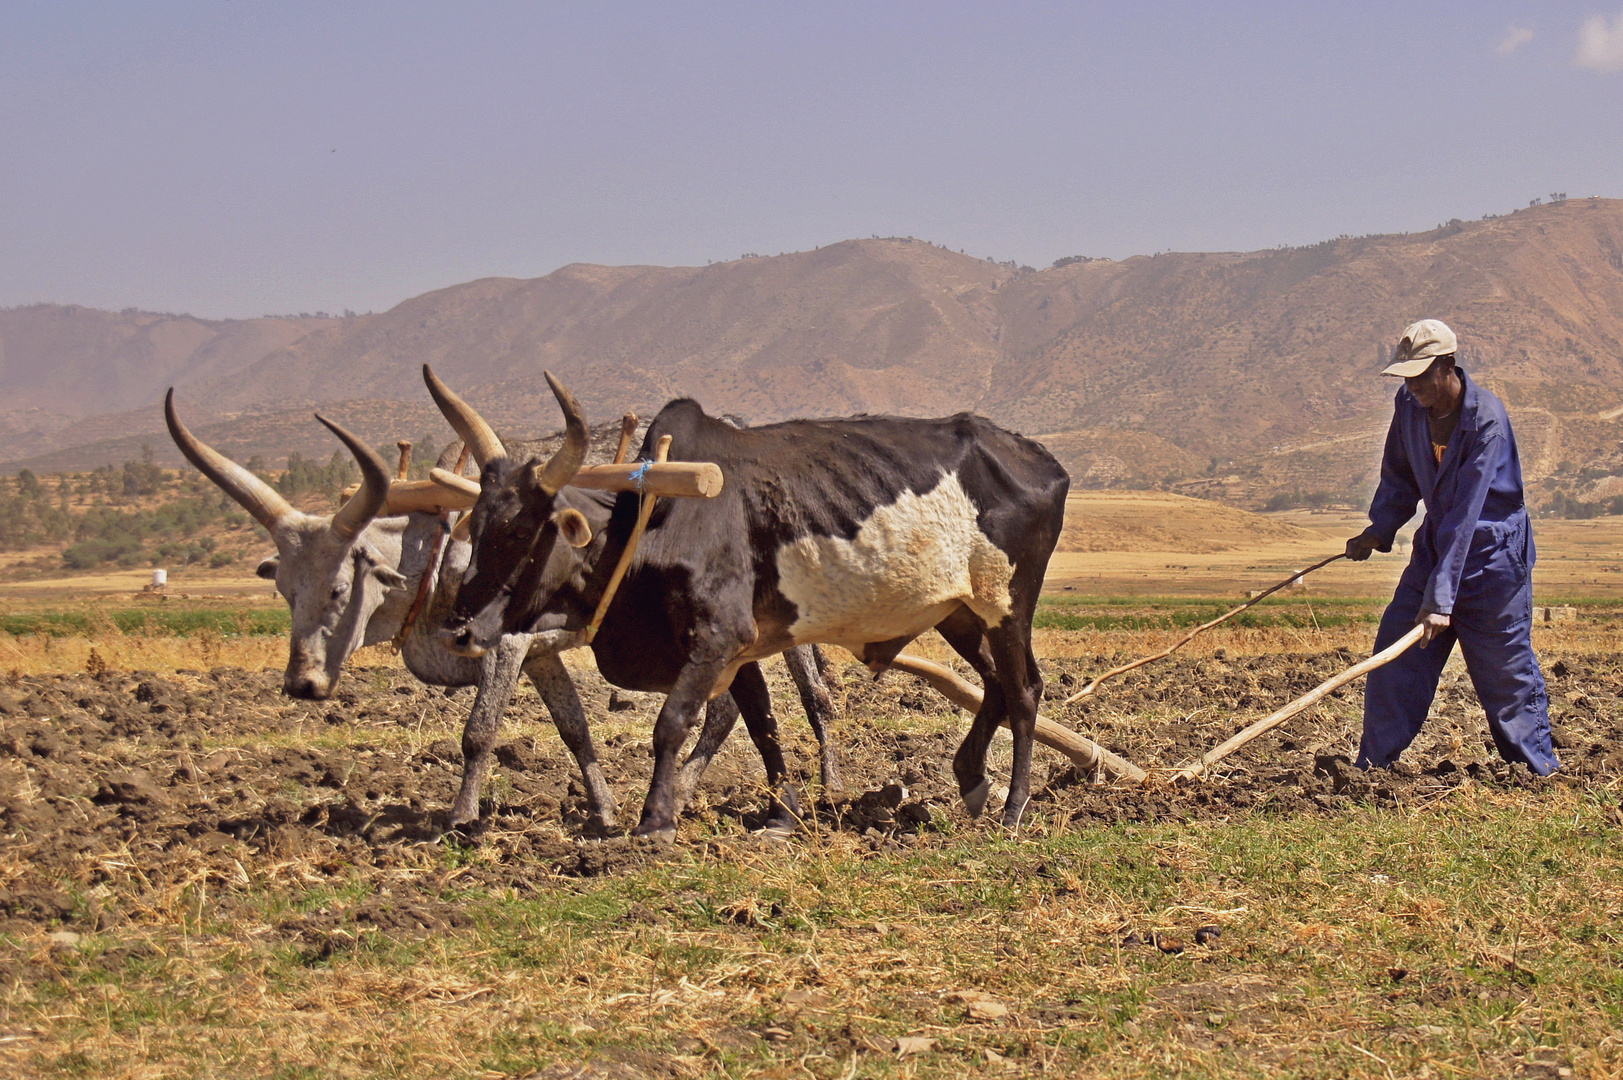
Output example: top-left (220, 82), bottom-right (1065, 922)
top-left (439, 599), bottom-right (507, 658)
top-left (283, 666), bottom-right (333, 700)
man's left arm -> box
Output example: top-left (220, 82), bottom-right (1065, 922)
top-left (1421, 431), bottom-right (1504, 634)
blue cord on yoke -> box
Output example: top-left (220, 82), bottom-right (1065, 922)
top-left (629, 459), bottom-right (653, 492)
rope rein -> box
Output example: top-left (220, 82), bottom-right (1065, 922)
top-left (389, 513), bottom-right (449, 652)
top-left (389, 445), bottom-right (473, 654)
top-left (584, 432), bottom-right (668, 645)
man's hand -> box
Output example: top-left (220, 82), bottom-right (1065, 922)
top-left (1345, 528), bottom-right (1383, 562)
top-left (1416, 611), bottom-right (1450, 647)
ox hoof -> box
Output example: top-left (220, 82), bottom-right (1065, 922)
top-left (962, 778), bottom-right (991, 818)
top-left (631, 824), bottom-right (678, 843)
top-left (580, 817), bottom-right (618, 840)
top-left (756, 823), bottom-right (796, 843)
top-left (998, 794), bottom-right (1029, 830)
top-left (443, 817), bottom-right (487, 842)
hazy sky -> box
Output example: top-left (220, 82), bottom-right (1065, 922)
top-left (2, 2), bottom-right (1621, 319)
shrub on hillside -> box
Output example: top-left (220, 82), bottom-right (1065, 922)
top-left (121, 447), bottom-right (165, 496)
top-left (1541, 490), bottom-right (1623, 519)
top-left (62, 538), bottom-right (142, 569)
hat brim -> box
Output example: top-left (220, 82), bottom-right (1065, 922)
top-left (1380, 357), bottom-right (1437, 378)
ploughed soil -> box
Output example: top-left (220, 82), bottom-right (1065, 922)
top-left (2, 649), bottom-right (1620, 940)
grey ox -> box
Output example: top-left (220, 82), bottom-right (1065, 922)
top-left (164, 390), bottom-right (840, 832)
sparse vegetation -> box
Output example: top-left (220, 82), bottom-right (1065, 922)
top-left (1539, 490), bottom-right (1623, 519)
top-left (1035, 595), bottom-right (1382, 632)
top-left (1262, 490), bottom-right (1359, 512)
top-left (0, 444), bottom-right (404, 575)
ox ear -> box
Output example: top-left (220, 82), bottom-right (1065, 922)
top-left (371, 565), bottom-right (409, 590)
top-left (552, 508), bottom-right (593, 548)
top-left (355, 547), bottom-right (409, 590)
top-left (256, 557), bottom-right (279, 580)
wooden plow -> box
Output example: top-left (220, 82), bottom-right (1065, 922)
top-left (889, 556), bottom-right (1425, 786)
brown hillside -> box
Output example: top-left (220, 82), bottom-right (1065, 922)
top-left (5, 201), bottom-right (1623, 502)
top-left (196, 240), bottom-right (1013, 424)
top-left (1056, 490), bottom-right (1323, 554)
top-left (0, 306), bottom-right (330, 460)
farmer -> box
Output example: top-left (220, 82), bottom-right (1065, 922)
top-left (1343, 318), bottom-right (1559, 775)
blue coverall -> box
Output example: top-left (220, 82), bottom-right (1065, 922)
top-left (1357, 367), bottom-right (1559, 775)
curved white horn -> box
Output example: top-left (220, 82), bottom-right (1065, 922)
top-left (165, 389), bottom-right (296, 532)
top-left (534, 370), bottom-right (588, 495)
top-left (422, 364), bottom-right (505, 468)
top-left (317, 414), bottom-right (392, 541)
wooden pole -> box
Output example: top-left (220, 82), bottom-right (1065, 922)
top-left (446, 445), bottom-right (475, 541)
top-left (1062, 551), bottom-right (1347, 706)
top-left (395, 440), bottom-right (413, 480)
top-left (569, 460), bottom-right (724, 498)
top-left (613, 414), bottom-right (638, 465)
top-left (1169, 623), bottom-right (1426, 781)
top-left (352, 442), bottom-right (721, 514)
top-left (888, 653), bottom-right (1148, 783)
top-left (428, 468), bottom-right (481, 501)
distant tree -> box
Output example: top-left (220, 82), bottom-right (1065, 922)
top-left (121, 446), bottom-right (164, 496)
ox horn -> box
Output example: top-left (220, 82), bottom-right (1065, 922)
top-left (533, 371), bottom-right (588, 495)
top-left (422, 364), bottom-right (506, 468)
top-left (164, 388), bottom-right (296, 533)
top-left (316, 414), bottom-right (392, 542)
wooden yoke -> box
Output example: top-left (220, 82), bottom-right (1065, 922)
top-left (568, 460), bottom-right (723, 499)
top-left (339, 430), bottom-right (723, 516)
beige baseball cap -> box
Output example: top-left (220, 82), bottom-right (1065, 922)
top-left (1381, 319), bottom-right (1458, 377)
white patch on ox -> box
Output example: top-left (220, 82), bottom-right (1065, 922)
top-left (774, 472), bottom-right (1014, 652)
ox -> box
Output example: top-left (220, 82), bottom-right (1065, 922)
top-left (428, 368), bottom-right (1069, 840)
top-left (164, 391), bottom-right (840, 832)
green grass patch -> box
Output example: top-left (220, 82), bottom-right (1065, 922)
top-left (1034, 595), bottom-right (1385, 632)
top-left (0, 607), bottom-right (289, 637)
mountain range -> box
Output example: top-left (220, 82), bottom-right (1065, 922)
top-left (3, 197), bottom-right (1621, 506)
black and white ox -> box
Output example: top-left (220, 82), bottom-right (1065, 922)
top-left (164, 391), bottom-right (839, 832)
top-left (429, 368), bottom-right (1069, 840)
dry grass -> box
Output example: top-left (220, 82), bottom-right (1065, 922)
top-left (0, 629), bottom-right (293, 677)
top-left (1032, 619), bottom-right (1619, 660)
top-left (3, 782), bottom-right (1619, 1078)
top-left (1048, 499), bottom-right (1623, 600)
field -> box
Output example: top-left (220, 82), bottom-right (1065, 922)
top-left (2, 494), bottom-right (1621, 1078)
